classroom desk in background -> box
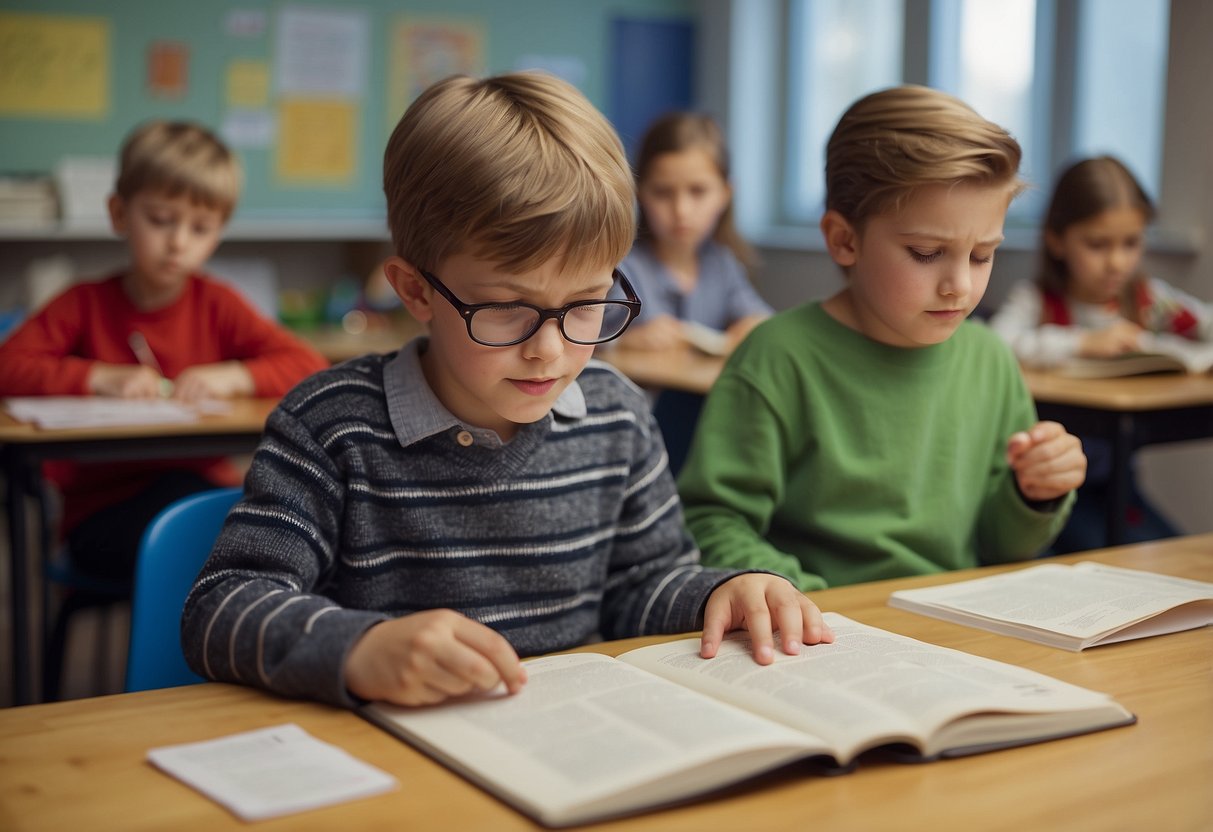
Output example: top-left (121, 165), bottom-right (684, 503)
top-left (1, 533), bottom-right (1209, 831)
top-left (595, 343), bottom-right (725, 395)
top-left (0, 398), bottom-right (279, 707)
top-left (1022, 369), bottom-right (1213, 546)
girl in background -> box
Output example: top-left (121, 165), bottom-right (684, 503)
top-left (990, 155), bottom-right (1212, 551)
top-left (619, 112), bottom-right (772, 352)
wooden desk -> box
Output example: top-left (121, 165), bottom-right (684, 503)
top-left (302, 318), bottom-right (423, 364)
top-left (0, 398), bottom-right (279, 707)
top-left (595, 344), bottom-right (725, 395)
top-left (1, 534), bottom-right (1208, 831)
top-left (1023, 369), bottom-right (1213, 545)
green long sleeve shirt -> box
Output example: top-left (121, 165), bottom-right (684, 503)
top-left (678, 303), bottom-right (1074, 592)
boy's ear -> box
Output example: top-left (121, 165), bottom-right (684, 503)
top-left (820, 209), bottom-right (859, 268)
top-left (107, 194), bottom-right (128, 236)
top-left (383, 256), bottom-right (435, 323)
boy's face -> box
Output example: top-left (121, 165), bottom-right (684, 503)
top-left (387, 252), bottom-right (616, 441)
top-left (822, 182), bottom-right (1010, 348)
top-left (109, 190), bottom-right (226, 302)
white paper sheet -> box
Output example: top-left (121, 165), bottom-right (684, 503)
top-left (146, 723), bottom-right (397, 821)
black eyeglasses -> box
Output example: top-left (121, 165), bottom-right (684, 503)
top-left (419, 267), bottom-right (642, 347)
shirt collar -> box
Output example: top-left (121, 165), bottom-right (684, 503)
top-left (384, 337), bottom-right (586, 448)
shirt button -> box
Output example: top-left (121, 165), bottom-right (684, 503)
top-left (455, 430), bottom-right (474, 447)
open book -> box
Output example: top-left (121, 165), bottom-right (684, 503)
top-left (680, 320), bottom-right (730, 356)
top-left (889, 562), bottom-right (1213, 650)
top-left (362, 613), bottom-right (1133, 827)
top-left (1057, 332), bottom-right (1213, 378)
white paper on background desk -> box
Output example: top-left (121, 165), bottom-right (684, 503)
top-left (147, 723), bottom-right (398, 821)
top-left (4, 396), bottom-right (230, 429)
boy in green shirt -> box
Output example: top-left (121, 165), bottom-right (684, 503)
top-left (678, 85), bottom-right (1087, 591)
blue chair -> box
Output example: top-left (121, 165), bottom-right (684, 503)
top-left (124, 487), bottom-right (242, 693)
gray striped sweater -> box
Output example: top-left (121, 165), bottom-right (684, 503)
top-left (181, 341), bottom-right (741, 707)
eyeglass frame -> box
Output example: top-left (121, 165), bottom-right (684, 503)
top-left (418, 266), bottom-right (642, 347)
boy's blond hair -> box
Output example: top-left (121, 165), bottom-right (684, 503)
top-left (384, 72), bottom-right (634, 275)
top-left (115, 120), bottom-right (241, 220)
top-left (825, 85), bottom-right (1022, 229)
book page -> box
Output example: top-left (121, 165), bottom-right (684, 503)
top-left (890, 563), bottom-right (1213, 645)
top-left (4, 396), bottom-right (230, 429)
top-left (363, 652), bottom-right (825, 826)
top-left (618, 613), bottom-right (1120, 762)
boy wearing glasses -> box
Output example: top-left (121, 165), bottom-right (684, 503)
top-left (182, 72), bottom-right (832, 709)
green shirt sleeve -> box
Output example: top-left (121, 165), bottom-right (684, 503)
top-left (678, 372), bottom-right (830, 592)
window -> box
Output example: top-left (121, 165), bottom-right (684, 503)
top-left (774, 0), bottom-right (1169, 230)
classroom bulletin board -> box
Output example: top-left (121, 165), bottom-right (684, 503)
top-left (0, 0), bottom-right (695, 223)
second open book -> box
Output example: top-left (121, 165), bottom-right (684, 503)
top-left (363, 613), bottom-right (1133, 827)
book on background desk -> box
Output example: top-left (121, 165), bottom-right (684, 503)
top-left (1056, 332), bottom-right (1213, 378)
top-left (3, 396), bottom-right (230, 430)
top-left (889, 562), bottom-right (1213, 650)
top-left (362, 613), bottom-right (1133, 828)
top-left (681, 321), bottom-right (730, 356)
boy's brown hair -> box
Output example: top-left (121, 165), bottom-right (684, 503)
top-left (383, 72), bottom-right (634, 276)
top-left (634, 111), bottom-right (756, 269)
top-left (114, 120), bottom-right (241, 219)
top-left (825, 85), bottom-right (1023, 230)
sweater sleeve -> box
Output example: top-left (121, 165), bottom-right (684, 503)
top-left (597, 406), bottom-right (740, 639)
top-left (207, 282), bottom-right (329, 395)
top-left (0, 289), bottom-right (96, 395)
top-left (974, 348), bottom-right (1075, 561)
top-left (988, 281), bottom-right (1083, 367)
top-left (678, 372), bottom-right (829, 592)
top-left (180, 404), bottom-right (388, 708)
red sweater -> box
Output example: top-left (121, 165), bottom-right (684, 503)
top-left (0, 272), bottom-right (329, 532)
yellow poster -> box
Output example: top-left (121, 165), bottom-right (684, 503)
top-left (226, 59), bottom-right (271, 108)
top-left (276, 99), bottom-right (357, 185)
top-left (387, 17), bottom-right (484, 127)
top-left (0, 13), bottom-right (109, 118)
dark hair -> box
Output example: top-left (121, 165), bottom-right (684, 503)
top-left (634, 111), bottom-right (757, 269)
top-left (1037, 155), bottom-right (1154, 306)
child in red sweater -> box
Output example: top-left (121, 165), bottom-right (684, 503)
top-left (0, 120), bottom-right (328, 579)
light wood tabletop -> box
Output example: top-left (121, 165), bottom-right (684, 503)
top-left (1, 533), bottom-right (1209, 832)
top-left (1022, 367), bottom-right (1213, 411)
top-left (0, 397), bottom-right (279, 444)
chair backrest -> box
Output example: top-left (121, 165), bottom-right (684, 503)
top-left (124, 487), bottom-right (242, 693)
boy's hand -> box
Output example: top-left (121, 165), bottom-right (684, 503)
top-left (1007, 421), bottom-right (1087, 502)
top-left (1079, 320), bottom-right (1142, 357)
top-left (172, 362), bottom-right (255, 402)
top-left (344, 609), bottom-right (526, 707)
top-left (700, 574), bottom-right (834, 664)
top-left (87, 362), bottom-right (166, 398)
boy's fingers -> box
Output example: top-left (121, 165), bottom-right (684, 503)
top-left (773, 598), bottom-right (806, 655)
top-left (699, 596), bottom-right (730, 658)
top-left (456, 622), bottom-right (525, 693)
top-left (744, 603), bottom-right (775, 665)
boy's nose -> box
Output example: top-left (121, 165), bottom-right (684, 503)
top-left (941, 263), bottom-right (972, 297)
top-left (521, 318), bottom-right (565, 361)
top-left (168, 223), bottom-right (189, 249)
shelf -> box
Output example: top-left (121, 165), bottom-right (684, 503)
top-left (0, 217), bottom-right (390, 242)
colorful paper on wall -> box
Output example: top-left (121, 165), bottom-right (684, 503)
top-left (148, 41), bottom-right (189, 98)
top-left (275, 6), bottom-right (368, 97)
top-left (387, 17), bottom-right (484, 125)
top-left (0, 12), bottom-right (109, 118)
top-left (227, 59), bottom-right (271, 108)
top-left (276, 99), bottom-right (356, 185)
